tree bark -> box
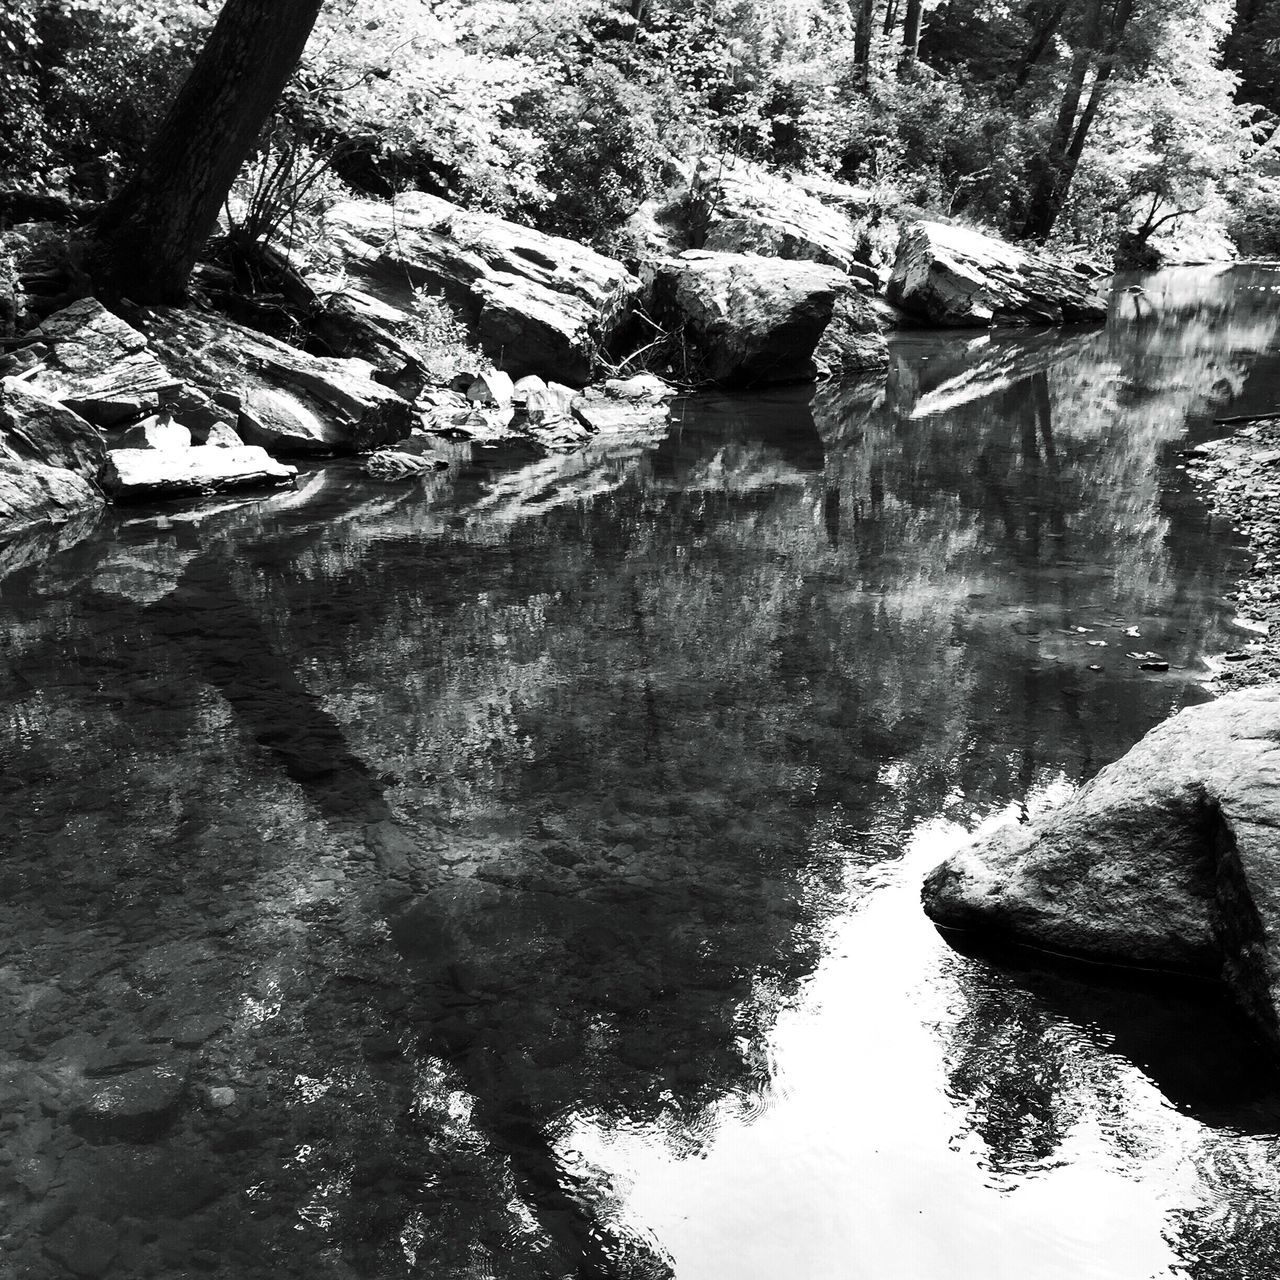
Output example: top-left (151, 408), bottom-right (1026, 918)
top-left (902, 0), bottom-right (923, 58)
top-left (853, 0), bottom-right (876, 87)
top-left (91, 0), bottom-right (326, 305)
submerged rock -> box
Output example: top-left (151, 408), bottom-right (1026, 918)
top-left (888, 220), bottom-right (1108, 326)
top-left (654, 250), bottom-right (888, 386)
top-left (72, 1063), bottom-right (188, 1142)
top-left (921, 687), bottom-right (1280, 1049)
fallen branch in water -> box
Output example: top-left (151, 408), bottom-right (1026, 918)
top-left (1214, 410), bottom-right (1280, 425)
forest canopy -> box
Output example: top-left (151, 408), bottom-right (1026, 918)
top-left (2, 0), bottom-right (1279, 260)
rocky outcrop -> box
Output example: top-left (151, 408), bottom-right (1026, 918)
top-left (323, 192), bottom-right (641, 385)
top-left (27, 297), bottom-right (180, 425)
top-left (692, 156), bottom-right (878, 287)
top-left (888, 220), bottom-right (1108, 326)
top-left (133, 307), bottom-right (412, 454)
top-left (653, 250), bottom-right (888, 386)
top-left (0, 374), bottom-right (107, 534)
top-left (921, 687), bottom-right (1280, 1048)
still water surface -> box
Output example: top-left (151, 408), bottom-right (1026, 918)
top-left (3, 266), bottom-right (1280, 1279)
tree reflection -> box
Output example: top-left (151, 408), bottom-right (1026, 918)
top-left (0, 270), bottom-right (1278, 1277)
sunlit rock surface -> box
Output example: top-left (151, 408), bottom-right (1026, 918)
top-left (889, 221), bottom-right (1109, 326)
top-left (923, 687), bottom-right (1280, 1045)
top-left (324, 192), bottom-right (640, 385)
top-left (692, 155), bottom-right (877, 287)
top-left (103, 444), bottom-right (297, 499)
top-left (135, 307), bottom-right (412, 455)
top-left (654, 250), bottom-right (888, 386)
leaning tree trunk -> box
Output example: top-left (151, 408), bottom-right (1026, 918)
top-left (91, 0), bottom-right (327, 305)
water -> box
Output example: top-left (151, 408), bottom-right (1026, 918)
top-left (2, 266), bottom-right (1280, 1279)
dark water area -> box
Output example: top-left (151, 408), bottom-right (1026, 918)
top-left (2, 265), bottom-right (1280, 1279)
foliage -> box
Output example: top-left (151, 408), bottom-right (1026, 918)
top-left (400, 284), bottom-right (478, 383)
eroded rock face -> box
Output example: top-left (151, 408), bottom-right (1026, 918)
top-left (921, 687), bottom-right (1280, 1047)
top-left (324, 192), bottom-right (641, 385)
top-left (654, 250), bottom-right (888, 386)
top-left (888, 220), bottom-right (1108, 326)
top-left (0, 458), bottom-right (100, 533)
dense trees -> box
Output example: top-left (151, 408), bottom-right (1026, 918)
top-left (0, 0), bottom-right (1276, 279)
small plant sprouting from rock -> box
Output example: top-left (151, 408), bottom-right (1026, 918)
top-left (402, 285), bottom-right (477, 384)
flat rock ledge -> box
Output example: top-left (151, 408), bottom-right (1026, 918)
top-left (921, 687), bottom-right (1280, 1051)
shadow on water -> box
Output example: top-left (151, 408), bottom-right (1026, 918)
top-left (0, 266), bottom-right (1279, 1278)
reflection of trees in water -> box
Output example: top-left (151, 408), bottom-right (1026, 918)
top-left (0, 280), bottom-right (1276, 1276)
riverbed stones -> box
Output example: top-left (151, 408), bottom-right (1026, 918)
top-left (888, 220), bottom-right (1109, 326)
top-left (921, 686), bottom-right (1280, 1048)
top-left (43, 1214), bottom-right (119, 1278)
top-left (72, 1063), bottom-right (188, 1142)
top-left (653, 250), bottom-right (888, 386)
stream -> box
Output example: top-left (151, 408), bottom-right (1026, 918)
top-left (2, 265), bottom-right (1280, 1279)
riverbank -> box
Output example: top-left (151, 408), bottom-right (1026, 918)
top-left (1185, 418), bottom-right (1280, 687)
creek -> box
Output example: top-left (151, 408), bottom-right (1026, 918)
top-left (2, 265), bottom-right (1280, 1280)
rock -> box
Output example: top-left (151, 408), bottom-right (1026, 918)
top-left (364, 450), bottom-right (448, 481)
top-left (466, 369), bottom-right (515, 406)
top-left (72, 1063), bottom-right (187, 1141)
top-left (116, 414), bottom-right (190, 451)
top-left (571, 389), bottom-right (670, 437)
top-left (29, 298), bottom-right (180, 422)
top-left (0, 378), bottom-right (106, 477)
top-left (811, 292), bottom-right (891, 378)
top-left (921, 687), bottom-right (1280, 1048)
top-left (0, 457), bottom-right (101, 534)
top-left (103, 445), bottom-right (297, 499)
top-left (603, 373), bottom-right (675, 402)
top-left (512, 375), bottom-right (547, 404)
top-left (888, 220), bottom-right (1108, 326)
top-left (134, 307), bottom-right (411, 456)
top-left (654, 250), bottom-right (887, 386)
top-left (205, 1086), bottom-right (236, 1110)
top-left (524, 381), bottom-right (577, 424)
top-left (238, 386), bottom-right (346, 454)
top-left (204, 423), bottom-right (243, 448)
top-left (692, 155), bottom-right (866, 277)
top-left (43, 1215), bottom-right (119, 1278)
top-left (324, 191), bottom-right (641, 384)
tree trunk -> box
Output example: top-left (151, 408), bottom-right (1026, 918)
top-left (902, 0), bottom-right (923, 58)
top-left (853, 0), bottom-right (876, 87)
top-left (91, 0), bottom-right (326, 305)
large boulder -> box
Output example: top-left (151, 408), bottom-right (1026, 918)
top-left (133, 308), bottom-right (411, 455)
top-left (27, 297), bottom-right (180, 424)
top-left (323, 192), bottom-right (641, 385)
top-left (692, 156), bottom-right (875, 285)
top-left (0, 377), bottom-right (105, 478)
top-left (0, 375), bottom-right (106, 535)
top-left (921, 687), bottom-right (1280, 1049)
top-left (888, 220), bottom-right (1108, 326)
top-left (0, 458), bottom-right (100, 534)
top-left (653, 250), bottom-right (888, 386)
